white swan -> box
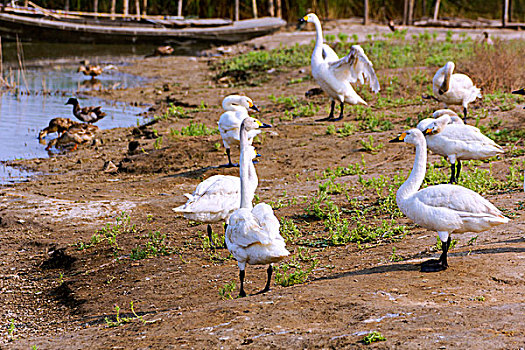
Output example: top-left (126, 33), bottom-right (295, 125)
top-left (417, 112), bottom-right (504, 183)
top-left (432, 61), bottom-right (481, 123)
top-left (390, 128), bottom-right (509, 272)
top-left (218, 95), bottom-right (260, 167)
top-left (416, 109), bottom-right (463, 133)
top-left (173, 118), bottom-right (270, 245)
top-left (299, 13), bottom-right (380, 122)
top-left (226, 118), bottom-right (289, 297)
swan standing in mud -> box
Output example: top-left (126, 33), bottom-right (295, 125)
top-left (226, 118), bottom-right (289, 297)
top-left (390, 128), bottom-right (509, 272)
top-left (416, 110), bottom-right (504, 183)
top-left (218, 95), bottom-right (260, 167)
top-left (432, 61), bottom-right (481, 123)
top-left (173, 118), bottom-right (270, 246)
top-left (299, 13), bottom-right (380, 122)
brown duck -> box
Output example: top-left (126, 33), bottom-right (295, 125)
top-left (77, 60), bottom-right (103, 79)
top-left (65, 97), bottom-right (106, 123)
top-left (46, 123), bottom-right (99, 151)
top-left (39, 117), bottom-right (81, 139)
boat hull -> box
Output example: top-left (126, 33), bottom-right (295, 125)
top-left (0, 13), bottom-right (286, 44)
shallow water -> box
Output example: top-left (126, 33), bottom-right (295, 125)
top-left (0, 63), bottom-right (146, 184)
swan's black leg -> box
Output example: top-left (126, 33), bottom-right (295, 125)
top-left (332, 102), bottom-right (345, 121)
top-left (463, 107), bottom-right (468, 124)
top-left (238, 269), bottom-right (247, 298)
top-left (255, 264), bottom-right (273, 295)
top-left (220, 148), bottom-right (238, 168)
top-left (221, 223), bottom-right (228, 249)
top-left (421, 236), bottom-right (450, 272)
top-left (456, 160), bottom-right (462, 182)
top-left (207, 225), bottom-right (215, 248)
top-left (439, 237), bottom-right (451, 268)
top-left (316, 100), bottom-right (336, 122)
top-left (449, 162), bottom-right (457, 184)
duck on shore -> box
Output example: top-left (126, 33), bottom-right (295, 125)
top-left (77, 60), bottom-right (117, 80)
top-left (39, 117), bottom-right (81, 140)
top-left (45, 123), bottom-right (99, 151)
top-left (65, 97), bottom-right (106, 123)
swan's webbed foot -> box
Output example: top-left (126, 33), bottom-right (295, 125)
top-left (317, 100), bottom-right (336, 122)
top-left (316, 115), bottom-right (336, 122)
top-left (421, 236), bottom-right (450, 272)
top-left (219, 148), bottom-right (238, 168)
top-left (420, 259), bottom-right (448, 272)
top-left (219, 162), bottom-right (239, 168)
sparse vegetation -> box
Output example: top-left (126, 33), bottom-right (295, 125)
top-left (219, 281), bottom-right (236, 300)
top-left (170, 122), bottom-right (219, 137)
top-left (362, 331), bottom-right (386, 344)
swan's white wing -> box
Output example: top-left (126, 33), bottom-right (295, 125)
top-left (173, 175), bottom-right (240, 222)
top-left (416, 184), bottom-right (504, 217)
top-left (227, 208), bottom-right (272, 247)
top-left (322, 44), bottom-right (339, 63)
top-left (251, 203), bottom-right (283, 241)
top-left (428, 127), bottom-right (503, 160)
top-left (328, 45), bottom-right (380, 93)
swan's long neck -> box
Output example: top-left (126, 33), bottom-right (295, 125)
top-left (440, 66), bottom-right (453, 93)
top-left (397, 136), bottom-right (427, 200)
top-left (311, 17), bottom-right (324, 63)
top-left (222, 96), bottom-right (246, 112)
top-left (239, 126), bottom-right (257, 209)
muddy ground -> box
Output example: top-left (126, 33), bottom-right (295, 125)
top-left (1, 23), bottom-right (525, 349)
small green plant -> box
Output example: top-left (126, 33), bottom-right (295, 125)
top-left (360, 135), bottom-right (384, 154)
top-left (154, 103), bottom-right (190, 120)
top-left (7, 318), bottom-right (15, 337)
top-left (274, 258), bottom-right (319, 287)
top-left (219, 281), bottom-right (236, 300)
top-left (57, 272), bottom-right (64, 285)
top-left (338, 32), bottom-right (349, 42)
top-left (280, 218), bottom-right (302, 242)
top-left (362, 331), bottom-right (386, 344)
top-left (390, 247), bottom-right (403, 262)
top-left (74, 212), bottom-right (136, 254)
top-left (105, 302), bottom-right (150, 327)
top-left (153, 136), bottom-right (163, 150)
top-left (130, 231), bottom-right (175, 260)
top-left (170, 122), bottom-right (219, 137)
top-left (474, 295), bottom-right (486, 302)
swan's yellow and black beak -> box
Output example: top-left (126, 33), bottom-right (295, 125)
top-left (298, 15), bottom-right (308, 24)
top-left (512, 88), bottom-right (525, 95)
top-left (256, 119), bottom-right (272, 128)
top-left (248, 101), bottom-right (260, 112)
top-left (255, 149), bottom-right (262, 158)
top-left (424, 128), bottom-right (434, 135)
top-left (389, 132), bottom-right (407, 143)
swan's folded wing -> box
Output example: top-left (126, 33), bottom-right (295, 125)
top-left (228, 210), bottom-right (273, 247)
top-left (416, 185), bottom-right (504, 217)
top-left (328, 45), bottom-right (380, 93)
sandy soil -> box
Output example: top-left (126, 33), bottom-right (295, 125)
top-left (1, 24), bottom-right (525, 349)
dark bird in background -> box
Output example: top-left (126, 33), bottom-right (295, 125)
top-left (65, 97), bottom-right (107, 123)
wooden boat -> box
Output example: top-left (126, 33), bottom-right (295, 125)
top-left (0, 7), bottom-right (286, 45)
